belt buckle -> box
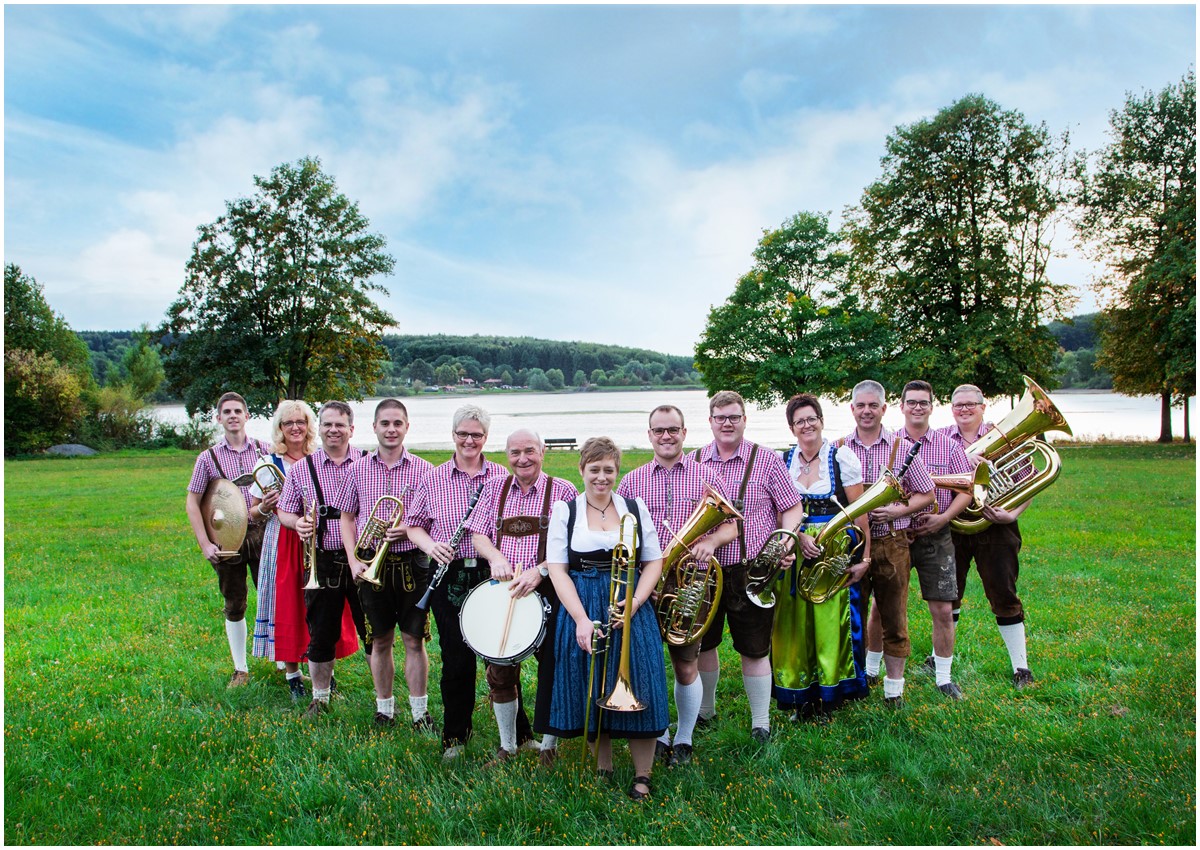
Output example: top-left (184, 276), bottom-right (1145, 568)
top-left (463, 558), bottom-right (477, 568)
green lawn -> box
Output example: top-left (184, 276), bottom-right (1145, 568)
top-left (4, 443), bottom-right (1195, 844)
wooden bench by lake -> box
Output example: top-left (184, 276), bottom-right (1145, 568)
top-left (544, 437), bottom-right (578, 450)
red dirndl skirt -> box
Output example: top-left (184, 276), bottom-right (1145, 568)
top-left (273, 525), bottom-right (360, 662)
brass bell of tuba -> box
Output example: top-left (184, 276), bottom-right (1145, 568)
top-left (354, 495), bottom-right (405, 587)
top-left (950, 375), bottom-right (1072, 535)
top-left (931, 463), bottom-right (992, 511)
top-left (655, 484), bottom-right (742, 647)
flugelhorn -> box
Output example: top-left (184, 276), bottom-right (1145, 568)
top-left (655, 484), bottom-right (741, 647)
top-left (951, 375), bottom-right (1072, 534)
top-left (302, 500), bottom-right (321, 590)
top-left (354, 495), bottom-right (405, 588)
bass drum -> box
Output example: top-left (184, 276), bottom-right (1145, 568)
top-left (459, 580), bottom-right (550, 665)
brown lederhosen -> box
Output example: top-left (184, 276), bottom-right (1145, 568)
top-left (206, 447), bottom-right (265, 621)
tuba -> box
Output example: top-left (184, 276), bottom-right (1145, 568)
top-left (655, 484), bottom-right (742, 647)
top-left (950, 375), bottom-right (1072, 535)
top-left (931, 463), bottom-right (992, 511)
top-left (795, 468), bottom-right (907, 604)
top-left (354, 495), bottom-right (405, 587)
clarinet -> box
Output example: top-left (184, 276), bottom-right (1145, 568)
top-left (886, 440), bottom-right (922, 537)
top-left (414, 486), bottom-right (484, 612)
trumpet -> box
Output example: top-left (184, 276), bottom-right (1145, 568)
top-left (582, 512), bottom-right (645, 768)
top-left (354, 495), bottom-right (405, 588)
top-left (655, 484), bottom-right (741, 647)
top-left (744, 510), bottom-right (808, 609)
top-left (302, 500), bottom-right (321, 590)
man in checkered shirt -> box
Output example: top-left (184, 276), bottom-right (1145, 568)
top-left (185, 391), bottom-right (275, 689)
top-left (334, 399), bottom-right (436, 731)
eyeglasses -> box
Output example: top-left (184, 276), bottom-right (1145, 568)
top-left (454, 430), bottom-right (486, 442)
top-left (650, 426), bottom-right (682, 437)
top-left (952, 402), bottom-right (983, 411)
top-left (281, 419), bottom-right (307, 429)
top-left (791, 417), bottom-right (821, 427)
top-left (711, 414), bottom-right (744, 425)
top-left (851, 403), bottom-right (882, 411)
top-left (903, 400), bottom-right (932, 409)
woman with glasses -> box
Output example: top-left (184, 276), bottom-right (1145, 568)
top-left (771, 393), bottom-right (872, 721)
top-left (251, 399), bottom-right (319, 701)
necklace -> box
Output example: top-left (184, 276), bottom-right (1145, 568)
top-left (797, 447), bottom-right (821, 475)
top-left (586, 497), bottom-right (613, 518)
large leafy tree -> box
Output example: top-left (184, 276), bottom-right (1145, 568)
top-left (695, 212), bottom-right (890, 406)
top-left (4, 263), bottom-right (92, 380)
top-left (844, 94), bottom-right (1073, 398)
top-left (1074, 70), bottom-right (1196, 441)
top-left (162, 157), bottom-right (396, 416)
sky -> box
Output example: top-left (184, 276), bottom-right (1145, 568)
top-left (4, 4), bottom-right (1196, 357)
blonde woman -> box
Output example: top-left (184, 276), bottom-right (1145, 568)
top-left (251, 399), bottom-right (318, 700)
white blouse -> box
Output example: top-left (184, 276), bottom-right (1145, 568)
top-left (546, 494), bottom-right (663, 564)
top-left (787, 440), bottom-right (863, 495)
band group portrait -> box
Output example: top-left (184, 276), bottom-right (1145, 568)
top-left (187, 377), bottom-right (1072, 803)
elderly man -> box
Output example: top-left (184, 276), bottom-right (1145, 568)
top-left (839, 380), bottom-right (935, 708)
top-left (616, 404), bottom-right (737, 766)
top-left (938, 384), bottom-right (1036, 689)
top-left (185, 391), bottom-right (275, 688)
top-left (468, 429), bottom-right (578, 765)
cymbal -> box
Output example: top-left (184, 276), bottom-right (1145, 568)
top-left (201, 478), bottom-right (248, 556)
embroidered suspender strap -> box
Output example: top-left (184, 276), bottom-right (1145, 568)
top-left (494, 474), bottom-right (516, 550)
top-left (536, 477), bottom-right (555, 565)
top-left (735, 443), bottom-right (759, 565)
top-left (306, 454), bottom-right (328, 547)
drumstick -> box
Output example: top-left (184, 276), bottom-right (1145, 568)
top-left (498, 562), bottom-right (522, 656)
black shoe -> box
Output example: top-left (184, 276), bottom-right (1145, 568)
top-left (1013, 667), bottom-right (1034, 689)
top-left (628, 775), bottom-right (652, 801)
top-left (922, 655), bottom-right (936, 674)
top-left (373, 711), bottom-right (396, 728)
top-left (668, 743), bottom-right (693, 766)
top-left (884, 695), bottom-right (904, 710)
top-left (865, 674), bottom-right (880, 687)
top-left (751, 727), bottom-right (770, 743)
top-left (412, 712), bottom-right (439, 734)
top-left (288, 676), bottom-right (307, 702)
top-left (655, 740), bottom-right (672, 763)
top-left (937, 682), bottom-right (964, 700)
top-left (695, 713), bottom-right (717, 730)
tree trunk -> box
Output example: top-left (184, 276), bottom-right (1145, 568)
top-left (1185, 396), bottom-right (1192, 443)
top-left (1158, 392), bottom-right (1174, 442)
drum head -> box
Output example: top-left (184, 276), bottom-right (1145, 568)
top-left (201, 478), bottom-right (248, 553)
top-left (460, 581), bottom-right (546, 664)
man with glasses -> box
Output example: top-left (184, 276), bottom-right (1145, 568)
top-left (693, 391), bottom-right (811, 743)
top-left (938, 384), bottom-right (1036, 689)
top-left (840, 380), bottom-right (935, 707)
top-left (616, 405), bottom-right (737, 766)
top-left (404, 405), bottom-right (509, 760)
top-left (891, 380), bottom-right (975, 699)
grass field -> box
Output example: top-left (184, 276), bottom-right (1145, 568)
top-left (4, 443), bottom-right (1195, 845)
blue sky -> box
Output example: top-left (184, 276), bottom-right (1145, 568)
top-left (5, 4), bottom-right (1195, 356)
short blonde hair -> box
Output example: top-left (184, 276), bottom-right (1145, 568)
top-left (270, 399), bottom-right (318, 456)
top-left (708, 390), bottom-right (746, 415)
top-left (579, 436), bottom-right (621, 471)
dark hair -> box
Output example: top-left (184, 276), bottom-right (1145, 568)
top-left (320, 400), bottom-right (355, 425)
top-left (216, 391), bottom-right (247, 413)
top-left (785, 393), bottom-right (823, 426)
top-left (374, 398), bottom-right (408, 422)
top-left (901, 380), bottom-right (933, 402)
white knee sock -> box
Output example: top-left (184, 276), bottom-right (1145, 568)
top-left (225, 619), bottom-right (248, 672)
top-left (698, 668), bottom-right (719, 719)
top-left (313, 687), bottom-right (331, 703)
top-left (865, 650), bottom-right (884, 677)
top-left (376, 696), bottom-right (395, 718)
top-left (743, 673), bottom-right (773, 730)
top-left (883, 676), bottom-right (905, 699)
top-left (934, 654), bottom-right (954, 687)
top-left (541, 734), bottom-right (558, 750)
top-left (673, 678), bottom-right (703, 746)
top-left (998, 622), bottom-right (1028, 671)
top-left (493, 699), bottom-right (518, 753)
top-left (409, 694), bottom-right (428, 720)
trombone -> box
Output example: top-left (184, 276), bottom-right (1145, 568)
top-left (581, 512), bottom-right (645, 769)
top-left (354, 495), bottom-right (405, 588)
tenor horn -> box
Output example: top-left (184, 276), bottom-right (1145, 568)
top-left (655, 484), bottom-right (741, 647)
top-left (744, 510), bottom-right (807, 609)
top-left (950, 375), bottom-right (1071, 535)
top-left (354, 495), bottom-right (405, 588)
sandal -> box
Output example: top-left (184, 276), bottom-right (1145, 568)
top-left (628, 775), bottom-right (652, 801)
top-left (596, 768), bottom-right (613, 783)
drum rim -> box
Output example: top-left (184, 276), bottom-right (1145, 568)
top-left (459, 581), bottom-right (548, 665)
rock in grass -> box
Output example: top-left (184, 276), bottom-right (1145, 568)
top-left (46, 444), bottom-right (98, 457)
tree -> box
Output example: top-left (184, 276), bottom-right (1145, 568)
top-left (4, 264), bottom-right (92, 381)
top-left (1075, 70), bottom-right (1196, 441)
top-left (572, 369), bottom-right (588, 387)
top-left (545, 368), bottom-right (565, 390)
top-left (844, 94), bottom-right (1073, 397)
top-left (526, 368), bottom-right (553, 392)
top-left (408, 357), bottom-right (434, 384)
top-left (161, 157), bottom-right (396, 416)
top-left (118, 327), bottom-right (166, 400)
top-left (695, 212), bottom-right (891, 406)
top-left (4, 349), bottom-right (86, 454)
top-left (433, 362), bottom-right (462, 386)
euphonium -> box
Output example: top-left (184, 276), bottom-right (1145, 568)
top-left (744, 510), bottom-right (808, 608)
top-left (655, 484), bottom-right (742, 647)
top-left (795, 468), bottom-right (907, 604)
top-left (950, 375), bottom-right (1072, 535)
top-left (354, 495), bottom-right (405, 588)
top-left (302, 500), bottom-right (321, 590)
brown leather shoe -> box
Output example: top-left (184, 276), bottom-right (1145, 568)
top-left (538, 747), bottom-right (557, 767)
top-left (228, 671), bottom-right (250, 688)
top-left (303, 699), bottom-right (329, 719)
top-left (482, 747), bottom-right (513, 769)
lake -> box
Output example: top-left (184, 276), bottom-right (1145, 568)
top-left (155, 388), bottom-right (1193, 451)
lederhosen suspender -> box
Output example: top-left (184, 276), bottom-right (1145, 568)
top-left (695, 444), bottom-right (759, 565)
top-left (494, 474), bottom-right (556, 566)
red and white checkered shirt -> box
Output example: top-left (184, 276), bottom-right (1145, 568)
top-left (616, 455), bottom-right (730, 547)
top-left (405, 457), bottom-right (509, 560)
top-left (840, 428), bottom-right (935, 537)
top-left (693, 439), bottom-right (802, 566)
top-left (330, 448), bottom-right (434, 552)
top-left (465, 472), bottom-right (579, 568)
top-left (277, 447), bottom-right (365, 551)
top-left (187, 436), bottom-right (272, 513)
top-left (900, 427), bottom-right (972, 514)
